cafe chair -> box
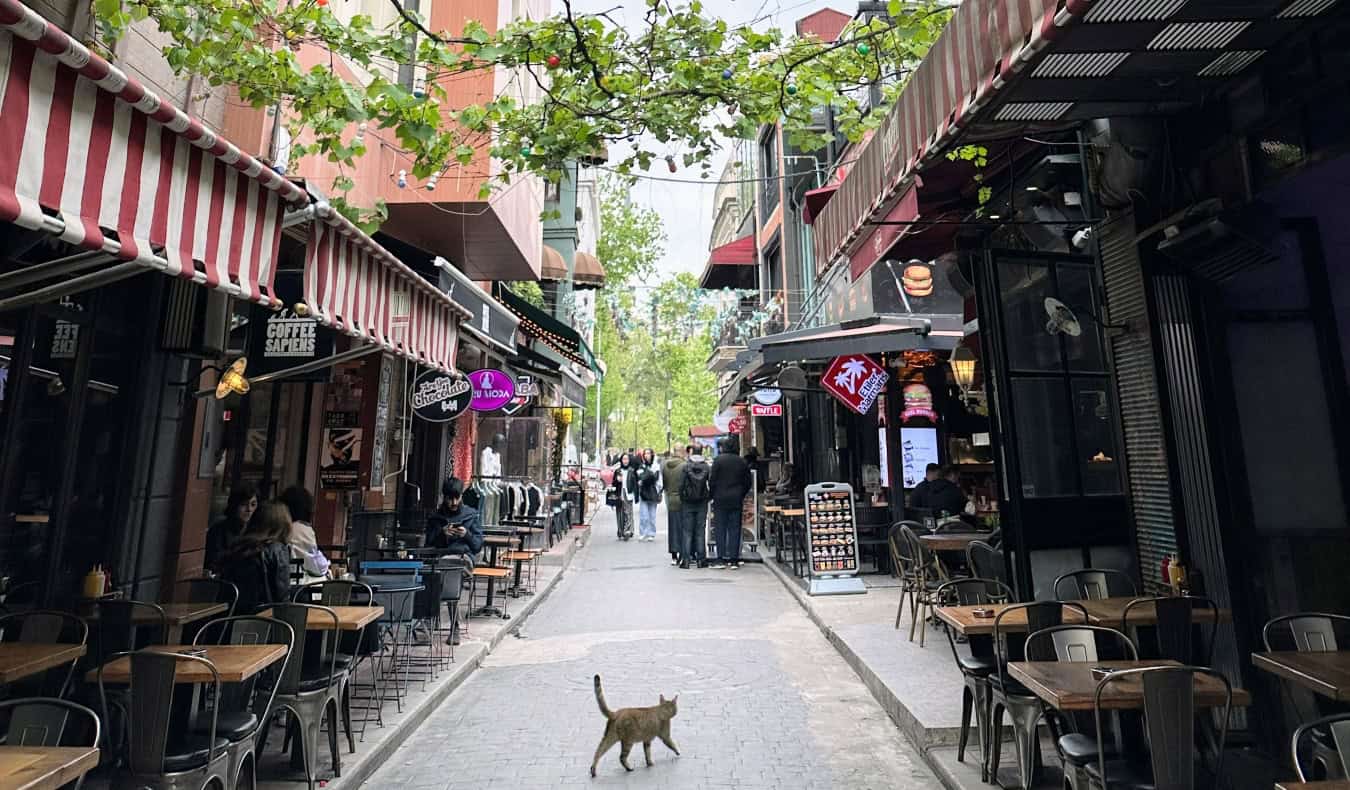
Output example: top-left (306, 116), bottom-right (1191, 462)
top-left (0, 610), bottom-right (88, 697)
top-left (1088, 666), bottom-right (1232, 790)
top-left (1262, 612), bottom-right (1350, 652)
top-left (260, 604), bottom-right (345, 790)
top-left (435, 556), bottom-right (472, 654)
top-left (1023, 625), bottom-right (1138, 790)
top-left (896, 524), bottom-right (944, 646)
top-left (95, 600), bottom-right (169, 659)
top-left (176, 577), bottom-right (239, 616)
top-left (935, 578), bottom-right (1014, 778)
top-left (966, 541), bottom-right (1007, 587)
top-left (1054, 569), bottom-right (1138, 602)
top-left (1121, 595), bottom-right (1219, 666)
top-left (1291, 713), bottom-right (1350, 781)
top-left (0, 697), bottom-right (100, 789)
top-left (192, 615), bottom-right (296, 790)
top-left (989, 601), bottom-right (1090, 789)
top-left (97, 650), bottom-right (229, 790)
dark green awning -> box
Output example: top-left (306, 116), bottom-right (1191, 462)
top-left (496, 285), bottom-right (598, 371)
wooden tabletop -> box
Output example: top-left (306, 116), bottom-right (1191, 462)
top-left (483, 535), bottom-right (516, 546)
top-left (0, 746), bottom-right (99, 790)
top-left (1253, 651), bottom-right (1350, 701)
top-left (259, 605), bottom-right (383, 631)
top-left (1075, 596), bottom-right (1231, 628)
top-left (918, 532), bottom-right (992, 551)
top-left (1009, 659), bottom-right (1251, 711)
top-left (936, 603), bottom-right (1087, 636)
top-left (88, 644), bottom-right (287, 685)
top-left (0, 643), bottom-right (86, 684)
top-left (1276, 782), bottom-right (1350, 790)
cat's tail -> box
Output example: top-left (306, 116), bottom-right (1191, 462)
top-left (593, 674), bottom-right (614, 719)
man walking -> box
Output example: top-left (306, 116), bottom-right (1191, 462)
top-left (709, 438), bottom-right (752, 569)
top-left (661, 446), bottom-right (690, 565)
top-left (677, 446), bottom-right (712, 569)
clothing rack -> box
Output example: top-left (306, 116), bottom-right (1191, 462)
top-left (466, 475), bottom-right (549, 527)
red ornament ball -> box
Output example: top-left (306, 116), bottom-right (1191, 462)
top-left (316, 0), bottom-right (328, 6)
top-left (546, 55), bottom-right (562, 69)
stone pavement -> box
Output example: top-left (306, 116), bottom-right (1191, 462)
top-left (360, 503), bottom-right (943, 790)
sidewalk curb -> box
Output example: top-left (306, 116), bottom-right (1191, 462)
top-left (760, 555), bottom-right (964, 788)
top-left (330, 530), bottom-right (588, 790)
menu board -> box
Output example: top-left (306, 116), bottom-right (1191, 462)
top-left (805, 482), bottom-right (860, 576)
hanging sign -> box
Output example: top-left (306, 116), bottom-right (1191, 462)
top-left (246, 271), bottom-right (334, 380)
top-left (468, 368), bottom-right (516, 411)
top-left (753, 388), bottom-right (783, 406)
top-left (499, 375), bottom-right (534, 416)
top-left (822, 354), bottom-right (889, 415)
top-left (901, 383), bottom-right (937, 423)
top-left (412, 368), bottom-right (472, 422)
top-left (750, 403), bottom-right (783, 417)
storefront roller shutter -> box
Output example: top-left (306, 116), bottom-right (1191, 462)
top-left (1098, 211), bottom-right (1177, 592)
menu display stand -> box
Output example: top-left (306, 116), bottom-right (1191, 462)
top-left (804, 482), bottom-right (866, 596)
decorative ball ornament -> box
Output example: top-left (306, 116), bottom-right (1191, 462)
top-left (397, 169), bottom-right (408, 189)
top-left (722, 68), bottom-right (733, 80)
top-left (546, 54), bottom-right (561, 69)
top-left (316, 0), bottom-right (328, 6)
top-left (520, 146), bottom-right (532, 157)
top-left (785, 84), bottom-right (797, 95)
top-left (856, 42), bottom-right (871, 55)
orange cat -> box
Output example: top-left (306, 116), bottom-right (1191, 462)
top-left (590, 674), bottom-right (680, 777)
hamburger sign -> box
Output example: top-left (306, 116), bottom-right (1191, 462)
top-left (822, 354), bottom-right (889, 415)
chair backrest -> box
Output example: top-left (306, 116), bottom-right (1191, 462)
top-left (966, 541), bottom-right (1006, 584)
top-left (0, 610), bottom-right (88, 645)
top-left (361, 578), bottom-right (420, 625)
top-left (1292, 713), bottom-right (1350, 781)
top-left (0, 697), bottom-right (100, 747)
top-left (1124, 596), bottom-right (1219, 665)
top-left (176, 578), bottom-right (240, 617)
top-left (888, 524), bottom-right (915, 574)
top-left (1026, 625), bottom-right (1138, 663)
top-left (435, 556), bottom-right (471, 603)
top-left (413, 571), bottom-right (444, 619)
top-left (1053, 568), bottom-right (1138, 601)
top-left (1094, 666), bottom-right (1231, 790)
top-left (294, 579), bottom-right (362, 606)
top-left (993, 601), bottom-right (1090, 687)
top-left (95, 600), bottom-right (168, 660)
top-left (898, 525), bottom-right (937, 574)
top-left (1263, 613), bottom-right (1350, 652)
top-left (100, 650), bottom-right (223, 776)
top-left (267, 604), bottom-right (338, 695)
top-left (936, 577), bottom-right (1013, 607)
top-left (192, 615), bottom-right (295, 722)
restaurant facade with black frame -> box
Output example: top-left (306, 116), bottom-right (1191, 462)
top-left (798, 0), bottom-right (1350, 761)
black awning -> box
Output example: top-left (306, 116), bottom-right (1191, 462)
top-left (750, 314), bottom-right (962, 365)
top-left (496, 284), bottom-right (597, 371)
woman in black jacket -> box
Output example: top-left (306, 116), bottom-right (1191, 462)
top-left (216, 501), bottom-right (293, 613)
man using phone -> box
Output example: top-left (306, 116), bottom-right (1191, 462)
top-left (426, 477), bottom-right (484, 559)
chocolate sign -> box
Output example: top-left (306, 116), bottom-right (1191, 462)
top-left (411, 369), bottom-right (472, 422)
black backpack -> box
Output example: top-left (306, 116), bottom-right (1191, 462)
top-left (639, 468), bottom-right (661, 503)
top-left (680, 462), bottom-right (711, 504)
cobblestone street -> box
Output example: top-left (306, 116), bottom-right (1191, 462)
top-left (361, 506), bottom-right (943, 790)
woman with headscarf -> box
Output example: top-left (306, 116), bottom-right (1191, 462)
top-left (610, 452), bottom-right (639, 540)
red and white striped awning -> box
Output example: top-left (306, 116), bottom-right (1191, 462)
top-left (0, 0), bottom-right (307, 306)
top-left (304, 204), bottom-right (468, 373)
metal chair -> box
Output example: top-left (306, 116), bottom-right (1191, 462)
top-left (1121, 595), bottom-right (1219, 665)
top-left (901, 524), bottom-right (945, 646)
top-left (988, 601), bottom-right (1090, 789)
top-left (1263, 612), bottom-right (1350, 652)
top-left (259, 604), bottom-right (344, 790)
top-left (1053, 569), bottom-right (1138, 601)
top-left (935, 578), bottom-right (1013, 779)
top-left (1087, 666), bottom-right (1232, 790)
top-left (175, 577), bottom-right (240, 616)
top-left (966, 540), bottom-right (1007, 587)
top-left (97, 650), bottom-right (229, 790)
top-left (192, 615), bottom-right (295, 790)
top-left (0, 610), bottom-right (88, 696)
top-left (0, 697), bottom-right (100, 789)
top-left (1291, 713), bottom-right (1350, 781)
top-left (94, 600), bottom-right (169, 659)
top-left (1026, 626), bottom-right (1139, 790)
top-left (435, 555), bottom-right (471, 652)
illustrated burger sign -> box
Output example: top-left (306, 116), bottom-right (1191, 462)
top-left (411, 369), bottom-right (472, 422)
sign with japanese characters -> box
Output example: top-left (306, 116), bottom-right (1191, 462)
top-left (822, 354), bottom-right (889, 415)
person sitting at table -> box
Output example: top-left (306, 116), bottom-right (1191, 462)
top-left (280, 486), bottom-right (330, 581)
top-left (205, 482), bottom-right (258, 573)
top-left (909, 463), bottom-right (969, 519)
top-left (216, 501), bottom-right (294, 613)
top-left (426, 477), bottom-right (484, 562)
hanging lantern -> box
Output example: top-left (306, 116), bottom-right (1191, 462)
top-left (949, 345), bottom-right (977, 393)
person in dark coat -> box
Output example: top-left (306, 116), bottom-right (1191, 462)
top-left (909, 463), bottom-right (968, 518)
top-left (216, 501), bottom-right (293, 613)
top-left (708, 438), bottom-right (752, 568)
top-left (205, 483), bottom-right (258, 573)
top-left (426, 478), bottom-right (484, 559)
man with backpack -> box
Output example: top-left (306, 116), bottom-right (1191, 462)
top-left (677, 446), bottom-right (712, 569)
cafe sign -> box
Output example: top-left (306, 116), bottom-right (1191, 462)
top-left (750, 403), bottom-right (783, 417)
top-left (411, 369), bottom-right (472, 422)
top-left (468, 368), bottom-right (516, 412)
top-left (822, 354), bottom-right (889, 415)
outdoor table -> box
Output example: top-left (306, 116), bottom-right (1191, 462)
top-left (503, 550), bottom-right (540, 596)
top-left (86, 601), bottom-right (229, 644)
top-left (0, 643), bottom-right (86, 684)
top-left (781, 509), bottom-right (806, 577)
top-left (935, 602), bottom-right (1088, 637)
top-left (259, 605), bottom-right (384, 631)
top-left (1277, 783), bottom-right (1350, 790)
top-left (1072, 596), bottom-right (1231, 629)
top-left (1253, 651), bottom-right (1350, 702)
top-left (1008, 659), bottom-right (1251, 711)
top-left (918, 531), bottom-right (991, 552)
top-left (88, 643), bottom-right (288, 684)
top-left (0, 745), bottom-right (99, 790)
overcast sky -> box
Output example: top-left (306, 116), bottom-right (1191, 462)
top-left (568, 0), bottom-right (848, 282)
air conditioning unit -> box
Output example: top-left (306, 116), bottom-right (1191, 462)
top-left (160, 279), bottom-right (231, 358)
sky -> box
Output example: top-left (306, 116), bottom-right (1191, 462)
top-left (568, 0), bottom-right (849, 282)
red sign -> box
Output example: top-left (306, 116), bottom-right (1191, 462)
top-left (750, 403), bottom-right (783, 417)
top-left (822, 354), bottom-right (890, 415)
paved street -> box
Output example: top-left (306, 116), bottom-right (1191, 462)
top-left (361, 504), bottom-right (943, 790)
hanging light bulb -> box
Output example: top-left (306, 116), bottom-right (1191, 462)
top-left (354, 121), bottom-right (367, 143)
top-left (665, 155), bottom-right (677, 173)
top-left (426, 170), bottom-right (439, 190)
top-left (397, 169), bottom-right (407, 189)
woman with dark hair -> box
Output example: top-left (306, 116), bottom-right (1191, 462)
top-left (610, 453), bottom-right (638, 540)
top-left (205, 482), bottom-right (258, 573)
top-left (216, 502), bottom-right (294, 612)
top-left (280, 486), bottom-right (330, 580)
top-left (636, 448), bottom-right (662, 542)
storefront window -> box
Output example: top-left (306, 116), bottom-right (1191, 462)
top-left (1072, 379), bottom-right (1121, 496)
top-left (999, 263), bottom-right (1061, 372)
top-left (1010, 378), bottom-right (1076, 498)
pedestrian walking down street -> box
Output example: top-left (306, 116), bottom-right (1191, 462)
top-left (610, 452), bottom-right (639, 540)
top-left (677, 446), bottom-right (712, 568)
top-left (709, 437), bottom-right (752, 569)
top-left (637, 448), bottom-right (662, 542)
top-left (661, 445), bottom-right (691, 565)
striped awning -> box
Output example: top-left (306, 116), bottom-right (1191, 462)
top-left (813, 0), bottom-right (1344, 276)
top-left (304, 204), bottom-right (468, 372)
top-left (0, 0), bottom-right (306, 306)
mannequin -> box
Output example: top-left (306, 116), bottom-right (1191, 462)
top-left (480, 433), bottom-right (504, 479)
